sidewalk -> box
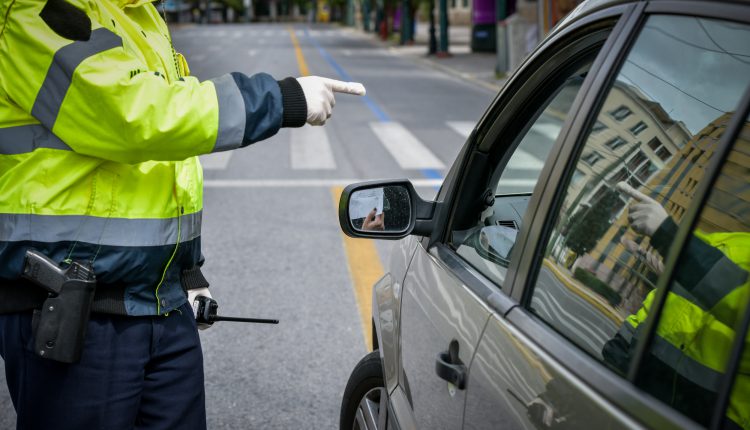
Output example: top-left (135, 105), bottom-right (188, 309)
top-left (352, 22), bottom-right (506, 93)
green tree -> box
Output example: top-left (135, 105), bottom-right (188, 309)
top-left (565, 188), bottom-right (620, 257)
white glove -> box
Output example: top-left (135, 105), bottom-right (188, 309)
top-left (296, 76), bottom-right (366, 126)
top-left (616, 182), bottom-right (668, 237)
top-left (188, 287), bottom-right (212, 330)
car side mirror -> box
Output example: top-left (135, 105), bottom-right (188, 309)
top-left (338, 180), bottom-right (436, 239)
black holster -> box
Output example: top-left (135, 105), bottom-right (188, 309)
top-left (22, 250), bottom-right (96, 364)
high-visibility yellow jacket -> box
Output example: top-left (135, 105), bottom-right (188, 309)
top-left (607, 221), bottom-right (749, 428)
top-left (0, 0), bottom-right (306, 315)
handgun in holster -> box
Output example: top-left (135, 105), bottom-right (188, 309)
top-left (21, 249), bottom-right (96, 364)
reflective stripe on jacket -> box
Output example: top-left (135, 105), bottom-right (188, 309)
top-left (0, 0), bottom-right (286, 315)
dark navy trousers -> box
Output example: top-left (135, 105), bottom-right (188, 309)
top-left (0, 303), bottom-right (206, 430)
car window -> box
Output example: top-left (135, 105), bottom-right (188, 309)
top-left (527, 13), bottom-right (750, 376)
top-left (495, 72), bottom-right (586, 195)
top-left (632, 113), bottom-right (750, 429)
top-left (452, 57), bottom-right (598, 287)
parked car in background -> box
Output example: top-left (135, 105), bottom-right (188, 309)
top-left (337, 1), bottom-right (750, 429)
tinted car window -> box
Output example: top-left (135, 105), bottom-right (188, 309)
top-left (453, 58), bottom-right (598, 287)
top-left (529, 14), bottom-right (750, 373)
top-left (630, 114), bottom-right (750, 428)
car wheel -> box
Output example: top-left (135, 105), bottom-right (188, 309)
top-left (340, 350), bottom-right (387, 430)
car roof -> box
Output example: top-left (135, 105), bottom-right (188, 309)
top-left (554, 0), bottom-right (749, 35)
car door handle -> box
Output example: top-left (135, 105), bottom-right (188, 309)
top-left (435, 340), bottom-right (467, 390)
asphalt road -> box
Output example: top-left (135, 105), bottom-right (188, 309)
top-left (0, 23), bottom-right (494, 429)
top-left (532, 267), bottom-right (619, 360)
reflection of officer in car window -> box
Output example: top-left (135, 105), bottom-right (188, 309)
top-left (602, 183), bottom-right (750, 428)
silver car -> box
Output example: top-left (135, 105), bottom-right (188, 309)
top-left (337, 1), bottom-right (750, 429)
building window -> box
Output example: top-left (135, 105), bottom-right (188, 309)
top-left (647, 137), bottom-right (662, 151)
top-left (635, 160), bottom-right (657, 182)
top-left (582, 151), bottom-right (604, 166)
top-left (656, 146), bottom-right (672, 162)
top-left (592, 121), bottom-right (607, 133)
top-left (609, 167), bottom-right (629, 184)
top-left (630, 121), bottom-right (648, 135)
top-left (626, 151), bottom-right (648, 172)
top-left (462, 0), bottom-right (468, 7)
top-left (610, 105), bottom-right (632, 121)
top-left (572, 169), bottom-right (586, 185)
top-left (605, 136), bottom-right (628, 151)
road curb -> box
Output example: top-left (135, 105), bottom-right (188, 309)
top-left (543, 259), bottom-right (622, 324)
top-left (389, 48), bottom-right (503, 94)
top-left (341, 27), bottom-right (503, 94)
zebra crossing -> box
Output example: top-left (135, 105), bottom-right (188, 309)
top-left (198, 118), bottom-right (550, 175)
top-left (290, 126), bottom-right (336, 169)
top-left (200, 120), bottom-right (470, 171)
top-left (370, 122), bottom-right (445, 170)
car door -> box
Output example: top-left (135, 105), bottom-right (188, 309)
top-left (392, 4), bottom-right (634, 429)
top-left (465, 2), bottom-right (750, 429)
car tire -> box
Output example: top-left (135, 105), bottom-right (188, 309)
top-left (340, 350), bottom-right (387, 430)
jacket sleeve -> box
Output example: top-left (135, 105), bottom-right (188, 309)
top-left (652, 219), bottom-right (749, 327)
top-left (0, 18), bottom-right (303, 163)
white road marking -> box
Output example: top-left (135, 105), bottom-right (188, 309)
top-left (497, 178), bottom-right (540, 188)
top-left (446, 121), bottom-right (475, 139)
top-left (233, 31), bottom-right (243, 38)
top-left (204, 179), bottom-right (444, 188)
top-left (200, 151), bottom-right (233, 170)
top-left (263, 30), bottom-right (274, 36)
top-left (190, 54), bottom-right (207, 62)
top-left (446, 119), bottom-right (544, 170)
top-left (208, 45), bottom-right (221, 52)
top-left (248, 49), bottom-right (257, 57)
top-left (531, 122), bottom-right (562, 141)
top-left (342, 49), bottom-right (353, 56)
top-left (508, 150), bottom-right (544, 170)
top-left (215, 30), bottom-right (227, 37)
top-left (370, 122), bottom-right (445, 170)
top-left (290, 127), bottom-right (336, 170)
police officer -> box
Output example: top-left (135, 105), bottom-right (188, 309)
top-left (0, 0), bottom-right (364, 428)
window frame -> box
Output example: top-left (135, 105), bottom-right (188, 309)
top-left (423, 6), bottom-right (635, 302)
top-left (503, 2), bottom-right (750, 429)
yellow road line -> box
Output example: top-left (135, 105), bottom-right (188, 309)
top-left (287, 27), bottom-right (309, 76)
top-left (331, 187), bottom-right (384, 352)
top-left (543, 259), bottom-right (623, 324)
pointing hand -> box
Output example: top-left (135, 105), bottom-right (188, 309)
top-left (616, 182), bottom-right (668, 237)
top-left (296, 76), bottom-right (366, 126)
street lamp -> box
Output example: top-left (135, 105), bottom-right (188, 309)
top-left (428, 0), bottom-right (437, 54)
top-left (495, 0), bottom-right (508, 74)
top-left (437, 0), bottom-right (449, 56)
top-left (400, 0), bottom-right (412, 44)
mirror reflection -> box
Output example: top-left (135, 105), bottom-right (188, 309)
top-left (349, 186), bottom-right (411, 233)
